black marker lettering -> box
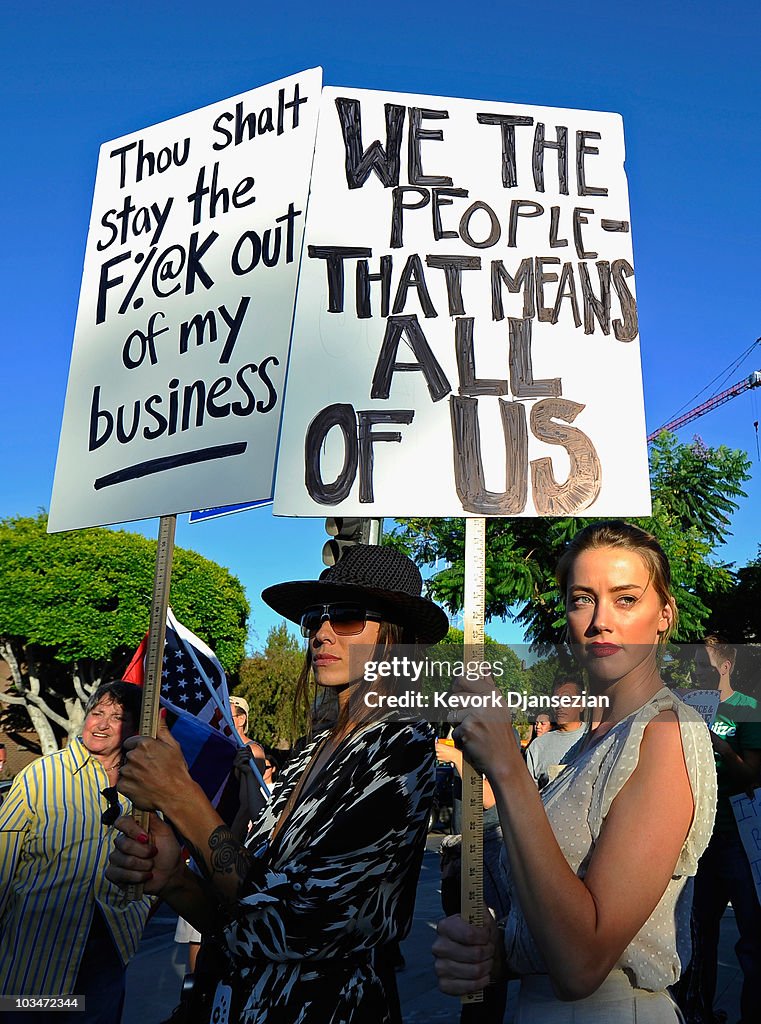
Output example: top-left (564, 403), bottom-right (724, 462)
top-left (390, 187), bottom-right (429, 248)
top-left (491, 258), bottom-right (535, 321)
top-left (508, 317), bottom-right (561, 397)
top-left (432, 187), bottom-right (468, 240)
top-left (579, 261), bottom-right (611, 335)
top-left (573, 207), bottom-right (597, 259)
top-left (576, 131), bottom-right (608, 196)
top-left (611, 259), bottom-right (638, 341)
top-left (508, 200), bottom-right (543, 247)
top-left (308, 246), bottom-right (373, 312)
top-left (476, 113), bottom-right (534, 188)
top-left (532, 123), bottom-right (568, 194)
top-left (357, 410), bottom-right (415, 502)
top-left (551, 263), bottom-right (582, 327)
top-left (371, 315), bottom-right (451, 402)
top-left (356, 255), bottom-right (393, 319)
top-left (450, 397), bottom-right (528, 513)
top-left (460, 201), bottom-right (501, 249)
top-left (255, 356), bottom-right (279, 413)
top-left (535, 257), bottom-right (561, 323)
top-left (549, 206), bottom-right (568, 248)
top-left (335, 98), bottom-right (405, 188)
top-left (305, 404), bottom-right (358, 504)
top-left (455, 318), bottom-right (508, 396)
top-left (407, 108), bottom-right (453, 186)
top-left (530, 399), bottom-right (602, 513)
top-left (206, 376), bottom-right (233, 418)
top-left (392, 254), bottom-right (437, 317)
top-left (426, 255), bottom-right (481, 316)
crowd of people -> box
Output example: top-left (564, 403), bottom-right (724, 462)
top-left (1, 522), bottom-right (759, 1024)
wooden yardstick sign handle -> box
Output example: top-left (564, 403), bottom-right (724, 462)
top-left (124, 514), bottom-right (176, 902)
top-left (460, 516), bottom-right (486, 1004)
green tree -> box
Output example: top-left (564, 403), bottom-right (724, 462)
top-left (427, 627), bottom-right (561, 731)
top-left (237, 623), bottom-right (307, 748)
top-left (389, 434), bottom-right (751, 646)
top-left (522, 654), bottom-right (579, 697)
top-left (0, 513), bottom-right (249, 753)
top-left (705, 546), bottom-right (761, 643)
top-left (428, 626), bottom-right (524, 691)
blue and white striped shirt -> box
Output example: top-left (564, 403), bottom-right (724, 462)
top-left (0, 737), bottom-right (152, 995)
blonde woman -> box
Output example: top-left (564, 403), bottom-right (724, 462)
top-left (434, 521), bottom-right (717, 1023)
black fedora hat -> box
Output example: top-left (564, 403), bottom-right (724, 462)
top-left (262, 544), bottom-right (449, 645)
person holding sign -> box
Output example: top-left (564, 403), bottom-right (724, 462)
top-left (433, 521), bottom-right (717, 1023)
top-left (107, 545), bottom-right (448, 1024)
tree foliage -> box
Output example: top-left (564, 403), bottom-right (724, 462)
top-left (705, 546), bottom-right (761, 643)
top-left (237, 622), bottom-right (307, 749)
top-left (0, 513), bottom-right (249, 751)
top-left (389, 434), bottom-right (751, 647)
top-left (522, 653), bottom-right (579, 697)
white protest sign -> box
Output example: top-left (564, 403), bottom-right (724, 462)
top-left (274, 86), bottom-right (651, 517)
top-left (730, 789), bottom-right (761, 902)
top-left (675, 688), bottom-right (721, 728)
top-left (49, 68), bottom-right (322, 533)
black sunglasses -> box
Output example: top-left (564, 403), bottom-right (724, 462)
top-left (101, 786), bottom-right (121, 827)
top-left (300, 603), bottom-right (382, 638)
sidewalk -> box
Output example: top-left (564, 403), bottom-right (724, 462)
top-left (124, 837), bottom-right (743, 1023)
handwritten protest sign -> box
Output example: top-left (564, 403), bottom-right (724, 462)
top-left (49, 68), bottom-right (322, 532)
top-left (731, 789), bottom-right (761, 902)
top-left (274, 86), bottom-right (651, 517)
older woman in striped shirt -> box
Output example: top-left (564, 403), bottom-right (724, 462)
top-left (0, 681), bottom-right (151, 1022)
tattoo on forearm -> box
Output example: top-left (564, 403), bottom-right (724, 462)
top-left (208, 825), bottom-right (253, 888)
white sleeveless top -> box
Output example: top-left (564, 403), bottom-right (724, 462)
top-left (502, 688), bottom-right (717, 991)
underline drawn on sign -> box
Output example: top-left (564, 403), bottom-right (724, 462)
top-left (93, 442), bottom-right (248, 490)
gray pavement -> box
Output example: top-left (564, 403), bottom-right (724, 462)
top-left (124, 834), bottom-right (743, 1023)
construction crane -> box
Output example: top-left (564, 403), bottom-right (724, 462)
top-left (647, 370), bottom-right (761, 443)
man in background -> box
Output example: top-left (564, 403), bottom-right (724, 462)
top-left (676, 637), bottom-right (761, 1024)
top-left (230, 695), bottom-right (264, 758)
top-left (526, 676), bottom-right (587, 789)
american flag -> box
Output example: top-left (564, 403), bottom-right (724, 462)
top-left (123, 608), bottom-right (238, 809)
top-left (160, 609), bottom-right (236, 740)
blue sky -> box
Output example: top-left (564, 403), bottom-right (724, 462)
top-left (2, 1), bottom-right (760, 649)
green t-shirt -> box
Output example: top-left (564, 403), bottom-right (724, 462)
top-left (711, 689), bottom-right (761, 832)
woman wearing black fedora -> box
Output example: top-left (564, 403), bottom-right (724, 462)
top-left (107, 544), bottom-right (449, 1024)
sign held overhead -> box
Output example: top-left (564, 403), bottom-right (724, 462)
top-left (49, 68), bottom-right (322, 533)
top-left (274, 85), bottom-right (650, 518)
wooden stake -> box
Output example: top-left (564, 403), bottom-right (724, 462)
top-left (124, 514), bottom-right (176, 901)
top-left (460, 516), bottom-right (485, 1003)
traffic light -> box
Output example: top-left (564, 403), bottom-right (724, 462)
top-left (322, 518), bottom-right (383, 565)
